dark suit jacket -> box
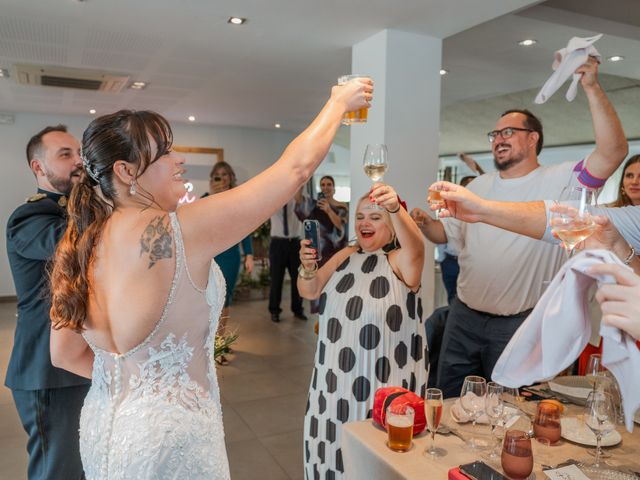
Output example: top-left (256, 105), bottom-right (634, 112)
top-left (5, 189), bottom-right (90, 390)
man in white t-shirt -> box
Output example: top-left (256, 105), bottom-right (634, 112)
top-left (413, 57), bottom-right (628, 397)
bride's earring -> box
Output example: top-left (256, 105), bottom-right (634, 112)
top-left (129, 180), bottom-right (137, 196)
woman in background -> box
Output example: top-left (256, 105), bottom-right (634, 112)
top-left (609, 155), bottom-right (640, 207)
top-left (203, 162), bottom-right (254, 365)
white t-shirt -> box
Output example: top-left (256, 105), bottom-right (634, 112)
top-left (442, 161), bottom-right (579, 315)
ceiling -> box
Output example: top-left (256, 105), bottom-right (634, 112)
top-left (1, 0), bottom-right (639, 155)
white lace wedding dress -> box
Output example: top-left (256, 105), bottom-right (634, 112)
top-left (79, 212), bottom-right (230, 479)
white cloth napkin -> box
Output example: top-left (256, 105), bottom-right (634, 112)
top-left (449, 397), bottom-right (519, 426)
top-left (492, 250), bottom-right (640, 431)
top-left (534, 34), bottom-right (602, 104)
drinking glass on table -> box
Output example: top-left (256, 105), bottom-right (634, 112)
top-left (584, 390), bottom-right (616, 467)
top-left (363, 144), bottom-right (388, 182)
top-left (485, 382), bottom-right (504, 458)
top-left (501, 430), bottom-right (534, 480)
top-left (460, 375), bottom-right (487, 449)
top-left (586, 353), bottom-right (607, 392)
top-left (550, 186), bottom-right (598, 256)
top-left (533, 401), bottom-right (561, 445)
top-left (386, 404), bottom-right (414, 452)
top-left (424, 388), bottom-right (446, 458)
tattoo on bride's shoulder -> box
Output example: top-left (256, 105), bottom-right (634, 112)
top-left (140, 215), bottom-right (173, 268)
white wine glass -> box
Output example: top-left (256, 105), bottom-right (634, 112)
top-left (363, 144), bottom-right (388, 182)
top-left (550, 186), bottom-right (598, 256)
top-left (584, 390), bottom-right (616, 468)
top-left (485, 382), bottom-right (504, 458)
top-left (460, 375), bottom-right (487, 449)
top-left (424, 388), bottom-right (446, 458)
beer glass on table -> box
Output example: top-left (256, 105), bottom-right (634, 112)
top-left (424, 388), bottom-right (446, 458)
top-left (363, 144), bottom-right (388, 183)
top-left (386, 404), bottom-right (414, 452)
top-left (550, 186), bottom-right (598, 256)
top-left (338, 74), bottom-right (371, 125)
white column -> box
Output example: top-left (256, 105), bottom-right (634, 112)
top-left (348, 29), bottom-right (442, 315)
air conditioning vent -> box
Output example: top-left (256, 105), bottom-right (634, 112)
top-left (13, 64), bottom-right (130, 93)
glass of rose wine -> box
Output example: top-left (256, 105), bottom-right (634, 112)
top-left (550, 186), bottom-right (598, 256)
top-left (424, 388), bottom-right (446, 458)
top-left (363, 144), bottom-right (388, 182)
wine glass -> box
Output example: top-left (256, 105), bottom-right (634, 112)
top-left (363, 144), bottom-right (388, 182)
top-left (549, 186), bottom-right (598, 256)
top-left (583, 390), bottom-right (616, 467)
top-left (485, 382), bottom-right (504, 458)
top-left (585, 353), bottom-right (607, 392)
top-left (501, 430), bottom-right (534, 480)
top-left (460, 375), bottom-right (487, 449)
top-left (424, 388), bottom-right (446, 458)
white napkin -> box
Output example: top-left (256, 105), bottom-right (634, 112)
top-left (491, 250), bottom-right (640, 431)
top-left (534, 34), bottom-right (602, 104)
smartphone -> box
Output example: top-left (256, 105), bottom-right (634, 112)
top-left (213, 176), bottom-right (222, 181)
top-left (303, 219), bottom-right (322, 261)
top-left (317, 191), bottom-right (326, 200)
top-left (459, 461), bottom-right (506, 480)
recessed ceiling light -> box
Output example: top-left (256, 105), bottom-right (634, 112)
top-left (439, 69), bottom-right (448, 76)
top-left (188, 116), bottom-right (196, 122)
top-left (228, 17), bottom-right (247, 25)
top-left (89, 109), bottom-right (96, 114)
top-left (274, 123), bottom-right (281, 129)
top-left (129, 81), bottom-right (148, 90)
top-left (607, 55), bottom-right (624, 62)
top-left (518, 39), bottom-right (537, 47)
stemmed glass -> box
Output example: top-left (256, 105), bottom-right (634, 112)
top-left (583, 390), bottom-right (616, 467)
top-left (550, 186), bottom-right (598, 256)
top-left (363, 144), bottom-right (388, 183)
top-left (460, 375), bottom-right (487, 449)
top-left (485, 382), bottom-right (504, 458)
top-left (424, 388), bottom-right (446, 458)
top-left (586, 353), bottom-right (607, 392)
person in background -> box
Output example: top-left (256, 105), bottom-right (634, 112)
top-left (609, 155), bottom-right (640, 207)
top-left (6, 125), bottom-right (90, 479)
top-left (298, 183), bottom-right (427, 480)
top-left (459, 152), bottom-right (485, 176)
top-left (202, 161), bottom-right (254, 365)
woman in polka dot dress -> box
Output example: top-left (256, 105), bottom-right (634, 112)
top-left (298, 183), bottom-right (428, 480)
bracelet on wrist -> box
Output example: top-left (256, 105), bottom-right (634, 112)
top-left (623, 244), bottom-right (636, 265)
top-left (387, 204), bottom-right (401, 214)
top-left (298, 262), bottom-right (318, 280)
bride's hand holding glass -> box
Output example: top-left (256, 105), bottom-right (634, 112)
top-left (369, 183), bottom-right (399, 213)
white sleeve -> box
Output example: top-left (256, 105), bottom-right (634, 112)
top-left (441, 217), bottom-right (464, 249)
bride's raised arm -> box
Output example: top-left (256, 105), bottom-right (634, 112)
top-left (179, 79), bottom-right (373, 260)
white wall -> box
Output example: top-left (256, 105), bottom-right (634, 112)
top-left (0, 112), bottom-right (296, 296)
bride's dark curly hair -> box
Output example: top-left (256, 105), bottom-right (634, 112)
top-left (50, 110), bottom-right (173, 331)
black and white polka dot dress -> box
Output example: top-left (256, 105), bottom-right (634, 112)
top-left (303, 248), bottom-right (428, 480)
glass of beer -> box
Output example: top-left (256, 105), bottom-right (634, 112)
top-left (338, 74), bottom-right (371, 125)
top-left (386, 404), bottom-right (414, 452)
top-left (533, 401), bottom-right (561, 445)
top-left (429, 185), bottom-right (446, 217)
top-left (501, 430), bottom-right (534, 480)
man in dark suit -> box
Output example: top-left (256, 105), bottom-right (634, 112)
top-left (6, 125), bottom-right (90, 479)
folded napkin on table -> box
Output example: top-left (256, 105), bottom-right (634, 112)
top-left (492, 250), bottom-right (640, 431)
top-left (535, 34), bottom-right (602, 104)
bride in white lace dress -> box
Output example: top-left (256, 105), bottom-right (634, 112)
top-left (47, 80), bottom-right (372, 479)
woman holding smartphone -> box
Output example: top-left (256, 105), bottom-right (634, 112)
top-left (297, 183), bottom-right (427, 480)
top-left (202, 162), bottom-right (254, 365)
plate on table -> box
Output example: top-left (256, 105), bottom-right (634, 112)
top-left (547, 376), bottom-right (592, 405)
top-left (560, 417), bottom-right (621, 447)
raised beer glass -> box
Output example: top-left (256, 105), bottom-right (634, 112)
top-left (338, 74), bottom-right (371, 125)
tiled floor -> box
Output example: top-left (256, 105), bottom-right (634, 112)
top-left (0, 291), bottom-right (317, 480)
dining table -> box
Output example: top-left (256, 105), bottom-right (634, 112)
top-left (342, 395), bottom-right (640, 479)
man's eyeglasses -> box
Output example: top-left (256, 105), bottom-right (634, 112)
top-left (487, 127), bottom-right (534, 143)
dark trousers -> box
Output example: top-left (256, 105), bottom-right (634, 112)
top-left (440, 254), bottom-right (459, 304)
top-left (436, 298), bottom-right (531, 398)
top-left (268, 237), bottom-right (303, 315)
top-left (12, 384), bottom-right (90, 480)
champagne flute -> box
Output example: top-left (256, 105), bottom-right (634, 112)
top-left (485, 382), bottom-right (504, 458)
top-left (363, 144), bottom-right (388, 182)
top-left (584, 390), bottom-right (616, 467)
top-left (460, 375), bottom-right (487, 449)
top-left (550, 186), bottom-right (598, 256)
top-left (424, 388), bottom-right (446, 458)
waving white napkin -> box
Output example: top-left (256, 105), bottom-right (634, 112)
top-left (491, 250), bottom-right (640, 431)
top-left (535, 34), bottom-right (602, 104)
